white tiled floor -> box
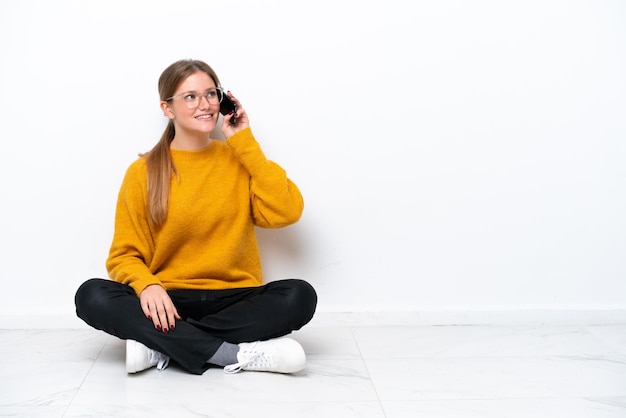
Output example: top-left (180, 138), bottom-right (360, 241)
top-left (1, 324), bottom-right (625, 417)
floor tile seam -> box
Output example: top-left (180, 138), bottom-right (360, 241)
top-left (62, 341), bottom-right (107, 414)
top-left (349, 327), bottom-right (389, 417)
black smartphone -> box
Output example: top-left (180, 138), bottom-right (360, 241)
top-left (220, 94), bottom-right (237, 124)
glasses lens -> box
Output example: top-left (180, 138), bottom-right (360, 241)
top-left (181, 94), bottom-right (200, 109)
top-left (180, 89), bottom-right (222, 108)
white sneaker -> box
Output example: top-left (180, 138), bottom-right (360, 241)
top-left (126, 339), bottom-right (170, 373)
top-left (223, 337), bottom-right (306, 374)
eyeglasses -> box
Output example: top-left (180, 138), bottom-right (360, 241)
top-left (165, 87), bottom-right (225, 109)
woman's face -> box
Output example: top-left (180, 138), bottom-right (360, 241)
top-left (162, 71), bottom-right (220, 137)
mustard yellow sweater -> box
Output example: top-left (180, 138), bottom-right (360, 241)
top-left (106, 127), bottom-right (304, 295)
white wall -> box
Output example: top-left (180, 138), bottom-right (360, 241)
top-left (1, 0), bottom-right (625, 328)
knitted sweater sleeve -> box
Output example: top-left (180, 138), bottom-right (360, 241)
top-left (226, 127), bottom-right (304, 228)
top-left (105, 159), bottom-right (162, 295)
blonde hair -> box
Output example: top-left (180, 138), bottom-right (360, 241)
top-left (141, 59), bottom-right (221, 227)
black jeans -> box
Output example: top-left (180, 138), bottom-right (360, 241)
top-left (75, 278), bottom-right (317, 375)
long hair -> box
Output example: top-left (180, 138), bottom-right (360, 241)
top-left (141, 59), bottom-right (221, 227)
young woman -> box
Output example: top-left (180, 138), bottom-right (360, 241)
top-left (75, 59), bottom-right (317, 375)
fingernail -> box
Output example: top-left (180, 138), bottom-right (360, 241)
top-left (163, 328), bottom-right (169, 334)
top-left (156, 324), bottom-right (161, 330)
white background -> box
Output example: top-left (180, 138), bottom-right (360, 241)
top-left (1, 0), bottom-right (625, 327)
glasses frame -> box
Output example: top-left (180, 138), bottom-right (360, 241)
top-left (165, 87), bottom-right (226, 108)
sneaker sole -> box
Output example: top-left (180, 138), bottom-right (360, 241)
top-left (126, 339), bottom-right (141, 373)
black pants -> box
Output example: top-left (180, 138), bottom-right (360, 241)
top-left (75, 278), bottom-right (317, 375)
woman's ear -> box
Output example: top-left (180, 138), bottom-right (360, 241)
top-left (161, 101), bottom-right (174, 119)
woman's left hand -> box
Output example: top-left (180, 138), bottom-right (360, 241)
top-left (221, 91), bottom-right (249, 138)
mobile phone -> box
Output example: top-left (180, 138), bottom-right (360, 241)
top-left (220, 94), bottom-right (237, 124)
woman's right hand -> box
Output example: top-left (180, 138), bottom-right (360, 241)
top-left (139, 284), bottom-right (181, 333)
top-left (220, 91), bottom-right (249, 138)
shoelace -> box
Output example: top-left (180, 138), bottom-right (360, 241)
top-left (151, 350), bottom-right (170, 371)
top-left (223, 343), bottom-right (271, 374)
